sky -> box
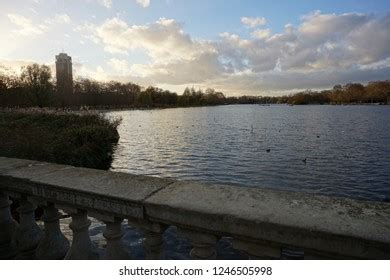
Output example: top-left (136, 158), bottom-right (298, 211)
top-left (0, 0), bottom-right (390, 96)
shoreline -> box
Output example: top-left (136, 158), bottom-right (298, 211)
top-left (1, 102), bottom-right (389, 114)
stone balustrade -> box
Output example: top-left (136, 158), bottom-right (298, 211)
top-left (0, 157), bottom-right (389, 260)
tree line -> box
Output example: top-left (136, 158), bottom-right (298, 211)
top-left (0, 63), bottom-right (389, 108)
top-left (285, 82), bottom-right (390, 105)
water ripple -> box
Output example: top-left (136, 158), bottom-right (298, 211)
top-left (107, 105), bottom-right (390, 202)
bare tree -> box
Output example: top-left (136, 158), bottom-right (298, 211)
top-left (20, 64), bottom-right (52, 107)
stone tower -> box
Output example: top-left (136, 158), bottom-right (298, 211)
top-left (55, 53), bottom-right (73, 95)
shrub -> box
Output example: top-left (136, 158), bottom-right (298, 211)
top-left (0, 110), bottom-right (120, 170)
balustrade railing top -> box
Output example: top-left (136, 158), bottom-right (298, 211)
top-left (0, 157), bottom-right (389, 260)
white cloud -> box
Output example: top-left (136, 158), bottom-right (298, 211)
top-left (251, 29), bottom-right (271, 39)
top-left (96, 17), bottom-right (216, 63)
top-left (223, 12), bottom-right (390, 74)
top-left (29, 7), bottom-right (39, 15)
top-left (74, 22), bottom-right (101, 44)
top-left (55, 14), bottom-right (71, 24)
top-left (7, 14), bottom-right (48, 36)
top-left (108, 58), bottom-right (130, 74)
top-left (95, 0), bottom-right (150, 9)
top-left (99, 0), bottom-right (112, 8)
top-left (136, 0), bottom-right (150, 8)
top-left (93, 17), bottom-right (222, 84)
top-left (241, 17), bottom-right (267, 28)
top-left (45, 13), bottom-right (72, 25)
top-left (85, 12), bottom-right (390, 93)
top-left (7, 11), bottom-right (388, 95)
top-left (7, 13), bottom-right (72, 37)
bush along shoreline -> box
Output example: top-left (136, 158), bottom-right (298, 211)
top-left (0, 109), bottom-right (121, 170)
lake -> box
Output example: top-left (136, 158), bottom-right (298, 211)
top-left (107, 105), bottom-right (390, 202)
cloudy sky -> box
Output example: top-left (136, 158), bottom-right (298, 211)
top-left (1, 0), bottom-right (389, 95)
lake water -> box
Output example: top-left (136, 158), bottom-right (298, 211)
top-left (107, 105), bottom-right (390, 202)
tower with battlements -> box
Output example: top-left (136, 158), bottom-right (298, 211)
top-left (55, 53), bottom-right (73, 96)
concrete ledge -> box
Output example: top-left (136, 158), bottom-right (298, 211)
top-left (144, 181), bottom-right (390, 259)
top-left (0, 157), bottom-right (173, 219)
top-left (1, 157), bottom-right (389, 259)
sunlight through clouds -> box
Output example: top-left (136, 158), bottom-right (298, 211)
top-left (1, 0), bottom-right (389, 95)
top-left (91, 12), bottom-right (390, 93)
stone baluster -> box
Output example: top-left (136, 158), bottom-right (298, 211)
top-left (65, 209), bottom-right (99, 260)
top-left (36, 203), bottom-right (70, 260)
top-left (129, 219), bottom-right (167, 260)
top-left (233, 239), bottom-right (281, 260)
top-left (143, 224), bottom-right (167, 260)
top-left (103, 217), bottom-right (130, 260)
top-left (180, 228), bottom-right (218, 260)
top-left (14, 198), bottom-right (43, 259)
top-left (0, 192), bottom-right (18, 259)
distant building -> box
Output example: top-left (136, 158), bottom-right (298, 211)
top-left (55, 53), bottom-right (73, 96)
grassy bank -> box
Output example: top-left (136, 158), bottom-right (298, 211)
top-left (0, 110), bottom-right (120, 170)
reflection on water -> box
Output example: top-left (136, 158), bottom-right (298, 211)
top-left (107, 105), bottom-right (390, 202)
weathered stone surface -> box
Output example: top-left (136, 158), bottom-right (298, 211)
top-left (0, 158), bottom-right (36, 175)
top-left (144, 181), bottom-right (390, 259)
top-left (0, 157), bottom-right (173, 219)
top-left (0, 158), bottom-right (172, 200)
top-left (1, 157), bottom-right (390, 259)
